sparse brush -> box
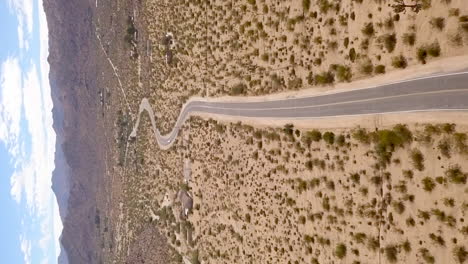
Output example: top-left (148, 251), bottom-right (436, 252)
top-left (403, 33), bottom-right (416, 46)
top-left (392, 55), bottom-right (407, 69)
top-left (420, 248), bottom-right (435, 264)
top-left (430, 17), bottom-right (445, 30)
top-left (453, 246), bottom-right (468, 263)
top-left (362, 23), bottom-right (375, 36)
top-left (374, 65), bottom-right (386, 74)
top-left (385, 245), bottom-right (398, 263)
top-left (422, 177), bottom-right (436, 192)
top-left (335, 243), bottom-right (347, 259)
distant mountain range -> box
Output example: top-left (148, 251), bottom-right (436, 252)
top-left (44, 0), bottom-right (104, 263)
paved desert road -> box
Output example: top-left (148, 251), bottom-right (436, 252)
top-left (130, 71), bottom-right (468, 148)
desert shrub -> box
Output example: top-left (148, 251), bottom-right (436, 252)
top-left (403, 33), bottom-right (416, 46)
top-left (392, 55), bottom-right (407, 69)
top-left (335, 243), bottom-right (347, 259)
top-left (439, 202), bottom-right (453, 213)
top-left (449, 8), bottom-right (460, 16)
top-left (430, 17), bottom-right (445, 30)
top-left (402, 240), bottom-right (412, 253)
top-left (302, 0), bottom-right (311, 11)
top-left (318, 0), bottom-right (332, 14)
top-left (336, 65), bottom-right (352, 82)
top-left (350, 173), bottom-right (360, 184)
top-left (441, 123), bottom-right (456, 134)
top-left (336, 134), bottom-right (346, 146)
top-left (303, 130), bottom-right (322, 144)
top-left (429, 233), bottom-right (445, 246)
top-left (392, 201), bottom-right (405, 214)
top-left (230, 83), bottom-right (247, 95)
top-left (453, 246), bottom-right (468, 263)
top-left (418, 210), bottom-right (431, 221)
top-left (422, 177), bottom-right (435, 192)
top-left (453, 133), bottom-right (467, 153)
top-left (360, 61), bottom-right (374, 75)
top-left (362, 23), bottom-right (375, 36)
top-left (438, 138), bottom-right (452, 158)
top-left (375, 65), bottom-right (386, 74)
top-left (383, 34), bottom-right (397, 52)
top-left (393, 124), bottom-right (413, 143)
top-left (427, 42), bottom-right (441, 57)
top-left (349, 48), bottom-right (357, 62)
top-left (460, 16), bottom-right (468, 23)
top-left (385, 16), bottom-right (394, 29)
top-left (420, 248), bottom-right (435, 263)
top-left (288, 77), bottom-right (303, 90)
top-left (458, 15), bottom-right (468, 32)
top-left (445, 165), bottom-right (467, 184)
top-left (410, 149), bottom-right (424, 171)
top-left (421, 0), bottom-right (431, 9)
top-left (261, 53), bottom-right (269, 61)
top-left (403, 170), bottom-right (414, 179)
top-left (283, 124), bottom-right (294, 136)
top-left (314, 71), bottom-right (334, 85)
top-left (353, 233), bottom-right (367, 244)
top-left (417, 47), bottom-right (428, 64)
top-left (352, 128), bottom-right (371, 144)
top-left (323, 132), bottom-right (335, 144)
top-left (385, 245), bottom-right (398, 263)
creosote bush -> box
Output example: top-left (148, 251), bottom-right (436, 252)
top-left (335, 243), bottom-right (347, 259)
top-left (392, 55), bottom-right (407, 69)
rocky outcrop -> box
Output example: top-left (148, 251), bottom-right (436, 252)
top-left (43, 0), bottom-right (104, 263)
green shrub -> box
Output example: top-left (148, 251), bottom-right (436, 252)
top-left (314, 71), bottom-right (335, 85)
top-left (410, 149), bottom-right (425, 171)
top-left (323, 132), bottom-right (335, 144)
top-left (392, 55), bottom-right (407, 69)
top-left (335, 243), bottom-right (347, 259)
top-left (336, 65), bottom-right (352, 82)
top-left (422, 177), bottom-right (436, 192)
top-left (352, 128), bottom-right (371, 144)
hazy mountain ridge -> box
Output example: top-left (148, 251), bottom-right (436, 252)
top-left (43, 0), bottom-right (104, 263)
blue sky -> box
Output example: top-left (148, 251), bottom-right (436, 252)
top-left (0, 0), bottom-right (62, 263)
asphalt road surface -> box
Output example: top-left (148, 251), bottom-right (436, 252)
top-left (131, 71), bottom-right (468, 148)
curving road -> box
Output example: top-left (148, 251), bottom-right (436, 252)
top-left (130, 71), bottom-right (468, 148)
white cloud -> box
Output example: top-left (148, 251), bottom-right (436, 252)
top-left (6, 0), bottom-right (34, 50)
top-left (3, 1), bottom-right (62, 263)
top-left (0, 58), bottom-right (23, 158)
top-left (20, 236), bottom-right (32, 264)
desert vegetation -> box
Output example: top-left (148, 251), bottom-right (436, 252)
top-left (116, 117), bottom-right (468, 263)
top-left (138, 0), bottom-right (468, 132)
